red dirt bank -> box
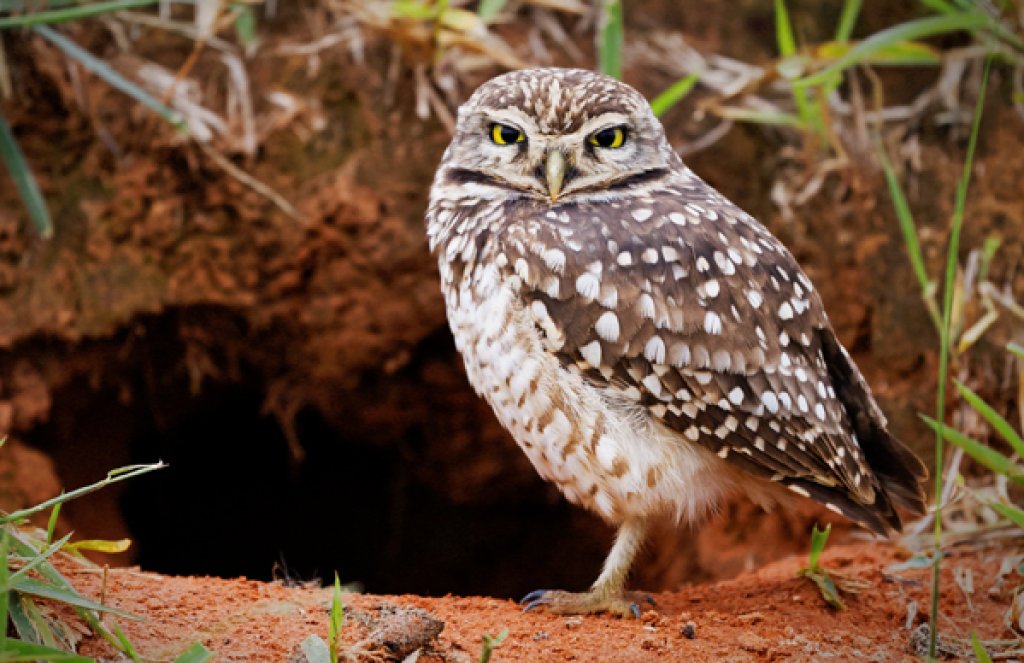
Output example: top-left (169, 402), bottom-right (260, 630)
top-left (72, 540), bottom-right (1005, 662)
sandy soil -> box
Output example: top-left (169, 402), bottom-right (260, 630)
top-left (66, 539), bottom-right (1008, 662)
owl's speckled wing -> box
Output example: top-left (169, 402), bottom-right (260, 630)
top-left (498, 168), bottom-right (925, 534)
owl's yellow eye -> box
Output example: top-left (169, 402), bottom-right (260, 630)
top-left (490, 123), bottom-right (525, 145)
top-left (589, 126), bottom-right (626, 149)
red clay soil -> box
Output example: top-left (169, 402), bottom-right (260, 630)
top-left (69, 539), bottom-right (1007, 662)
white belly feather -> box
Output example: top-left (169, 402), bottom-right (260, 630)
top-left (442, 258), bottom-right (766, 525)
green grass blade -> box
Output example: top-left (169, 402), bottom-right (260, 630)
top-left (12, 578), bottom-right (137, 619)
top-left (0, 0), bottom-right (160, 28)
top-left (4, 533), bottom-right (73, 588)
top-left (0, 639), bottom-right (92, 662)
top-left (988, 501), bottom-right (1024, 530)
top-left (927, 55), bottom-right (991, 660)
top-left (598, 0), bottom-right (623, 80)
top-left (650, 73), bottom-right (699, 117)
top-left (955, 381), bottom-right (1024, 457)
top-left (173, 642), bottom-right (215, 663)
top-left (920, 415), bottom-right (1023, 482)
top-left (798, 13), bottom-right (992, 86)
top-left (774, 0), bottom-right (797, 56)
top-left (0, 531), bottom-right (9, 650)
top-left (231, 3), bottom-right (257, 48)
top-left (479, 628), bottom-right (508, 663)
top-left (807, 523), bottom-right (830, 568)
top-left (0, 114), bottom-right (53, 238)
top-left (714, 107), bottom-right (805, 127)
top-left (834, 0), bottom-right (862, 41)
top-left (32, 25), bottom-right (185, 130)
top-left (918, 0), bottom-right (960, 13)
top-left (877, 138), bottom-right (942, 330)
top-left (476, 0), bottom-right (507, 22)
top-left (816, 39), bottom-right (941, 66)
top-left (7, 595), bottom-right (37, 643)
top-left (113, 622), bottom-right (142, 662)
top-left (774, 0), bottom-right (816, 129)
top-left (329, 573), bottom-right (344, 663)
top-left (1009, 342), bottom-right (1024, 360)
top-left (21, 595), bottom-right (61, 648)
top-left (45, 501), bottom-right (62, 544)
top-left (1, 461), bottom-right (165, 524)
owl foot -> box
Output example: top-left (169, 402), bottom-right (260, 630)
top-left (520, 588), bottom-right (655, 618)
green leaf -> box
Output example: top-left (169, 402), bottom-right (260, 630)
top-left (7, 596), bottom-right (37, 644)
top-left (12, 578), bottom-right (136, 619)
top-left (797, 13), bottom-right (992, 87)
top-left (113, 623), bottom-right (142, 663)
top-left (920, 415), bottom-right (1024, 482)
top-left (300, 634), bottom-right (331, 663)
top-left (63, 538), bottom-right (132, 555)
top-left (713, 107), bottom-right (804, 128)
top-left (173, 642), bottom-right (215, 663)
top-left (834, 0), bottom-right (861, 42)
top-left (232, 4), bottom-right (257, 48)
top-left (4, 533), bottom-right (73, 588)
top-left (46, 501), bottom-right (62, 544)
top-left (0, 0), bottom-right (160, 28)
top-left (918, 0), bottom-right (960, 13)
top-left (31, 26), bottom-right (185, 130)
top-left (988, 501), bottom-right (1024, 530)
top-left (954, 381), bottom-right (1024, 458)
top-left (0, 639), bottom-right (92, 661)
top-left (477, 0), bottom-right (508, 22)
top-left (970, 631), bottom-right (994, 663)
top-left (650, 73), bottom-right (699, 117)
top-left (479, 627), bottom-right (509, 663)
top-left (0, 531), bottom-right (9, 649)
top-left (815, 39), bottom-right (941, 66)
top-left (598, 0), bottom-right (623, 80)
top-left (877, 142), bottom-right (932, 295)
top-left (390, 0), bottom-right (438, 20)
top-left (774, 0), bottom-right (797, 57)
top-left (807, 523), bottom-right (830, 568)
top-left (773, 0), bottom-right (824, 137)
top-left (329, 573), bottom-right (344, 663)
top-left (0, 114), bottom-right (52, 238)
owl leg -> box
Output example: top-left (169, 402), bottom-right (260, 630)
top-left (520, 518), bottom-right (653, 618)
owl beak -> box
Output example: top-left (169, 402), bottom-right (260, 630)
top-left (544, 150), bottom-right (566, 203)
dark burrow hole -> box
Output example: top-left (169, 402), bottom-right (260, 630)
top-left (19, 309), bottom-right (609, 599)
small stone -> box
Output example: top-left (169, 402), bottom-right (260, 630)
top-left (532, 631), bottom-right (549, 641)
top-left (564, 617), bottom-right (582, 630)
top-left (737, 631), bottom-right (769, 654)
top-left (680, 621), bottom-right (697, 639)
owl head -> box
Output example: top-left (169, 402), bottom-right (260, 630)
top-left (442, 68), bottom-right (681, 205)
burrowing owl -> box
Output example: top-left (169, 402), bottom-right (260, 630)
top-left (426, 68), bottom-right (927, 617)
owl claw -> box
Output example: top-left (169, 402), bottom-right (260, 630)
top-left (519, 589), bottom-right (548, 606)
top-left (517, 589), bottom-right (649, 618)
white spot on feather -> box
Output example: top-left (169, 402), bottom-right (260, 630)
top-left (576, 273), bottom-right (600, 300)
top-left (580, 340), bottom-right (602, 366)
top-left (595, 311), bottom-right (620, 342)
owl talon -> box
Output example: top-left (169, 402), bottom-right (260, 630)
top-left (519, 589), bottom-right (549, 606)
top-left (518, 588), bottom-right (647, 618)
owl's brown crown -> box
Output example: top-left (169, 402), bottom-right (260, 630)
top-left (463, 68), bottom-right (651, 135)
